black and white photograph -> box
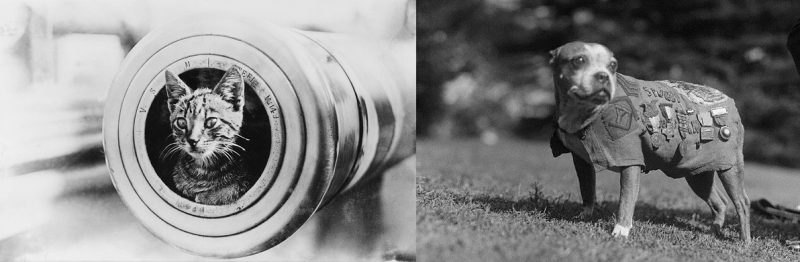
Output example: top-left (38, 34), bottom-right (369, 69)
top-left (0, 0), bottom-right (415, 261)
top-left (418, 0), bottom-right (800, 261)
top-left (6, 0), bottom-right (800, 261)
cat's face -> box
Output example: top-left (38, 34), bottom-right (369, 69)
top-left (164, 67), bottom-right (245, 163)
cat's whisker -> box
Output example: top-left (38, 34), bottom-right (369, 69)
top-left (212, 150), bottom-right (231, 165)
top-left (159, 142), bottom-right (183, 160)
top-left (223, 150), bottom-right (236, 162)
top-left (227, 148), bottom-right (239, 159)
top-left (235, 134), bottom-right (250, 141)
top-left (215, 146), bottom-right (235, 162)
top-left (219, 141), bottom-right (245, 152)
top-left (218, 145), bottom-right (238, 162)
top-left (218, 145), bottom-right (243, 159)
top-left (161, 147), bottom-right (183, 161)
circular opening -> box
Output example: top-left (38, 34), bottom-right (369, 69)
top-left (143, 68), bottom-right (271, 205)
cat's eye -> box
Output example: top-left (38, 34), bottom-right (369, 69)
top-left (571, 56), bottom-right (586, 68)
top-left (174, 118), bottom-right (187, 129)
top-left (205, 117), bottom-right (219, 128)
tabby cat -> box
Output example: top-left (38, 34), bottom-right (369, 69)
top-left (164, 66), bottom-right (250, 205)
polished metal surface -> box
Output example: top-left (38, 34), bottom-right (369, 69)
top-left (103, 16), bottom-right (414, 257)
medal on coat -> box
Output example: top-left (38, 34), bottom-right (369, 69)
top-left (711, 107), bottom-right (728, 126)
top-left (698, 111), bottom-right (713, 127)
top-left (700, 127), bottom-right (715, 141)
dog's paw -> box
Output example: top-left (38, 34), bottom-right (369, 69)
top-left (611, 224), bottom-right (631, 238)
top-left (575, 206), bottom-right (596, 220)
top-left (710, 224), bottom-right (723, 235)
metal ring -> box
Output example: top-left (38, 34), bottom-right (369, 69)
top-left (103, 16), bottom-right (412, 258)
top-left (105, 19), bottom-right (336, 257)
top-left (133, 55), bottom-right (286, 219)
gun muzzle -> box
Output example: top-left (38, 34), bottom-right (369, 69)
top-left (102, 17), bottom-right (414, 258)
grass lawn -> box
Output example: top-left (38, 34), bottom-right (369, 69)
top-left (417, 139), bottom-right (800, 262)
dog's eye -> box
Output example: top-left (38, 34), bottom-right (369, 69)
top-left (609, 61), bottom-right (618, 72)
top-left (174, 118), bottom-right (187, 129)
top-left (571, 56), bottom-right (586, 68)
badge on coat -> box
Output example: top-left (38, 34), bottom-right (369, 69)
top-left (659, 103), bottom-right (676, 120)
top-left (602, 97), bottom-right (636, 140)
top-left (719, 126), bottom-right (732, 141)
top-left (711, 107), bottom-right (728, 126)
top-left (700, 127), bottom-right (715, 141)
top-left (697, 111), bottom-right (713, 127)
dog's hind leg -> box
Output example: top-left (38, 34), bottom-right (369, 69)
top-left (685, 171), bottom-right (728, 235)
top-left (613, 165), bottom-right (641, 238)
top-left (572, 153), bottom-right (596, 219)
top-left (717, 163), bottom-right (751, 243)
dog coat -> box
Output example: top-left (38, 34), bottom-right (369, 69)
top-left (552, 74), bottom-right (742, 177)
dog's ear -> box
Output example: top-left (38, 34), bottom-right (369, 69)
top-left (549, 47), bottom-right (561, 65)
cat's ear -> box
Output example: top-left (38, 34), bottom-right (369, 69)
top-left (213, 66), bottom-right (245, 112)
top-left (165, 70), bottom-right (192, 112)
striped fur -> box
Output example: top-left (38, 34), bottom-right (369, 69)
top-left (163, 66), bottom-right (250, 205)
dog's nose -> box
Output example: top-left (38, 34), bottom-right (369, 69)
top-left (595, 72), bottom-right (609, 84)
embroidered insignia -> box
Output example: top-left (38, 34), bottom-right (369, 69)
top-left (602, 97), bottom-right (635, 140)
top-left (618, 76), bottom-right (640, 97)
top-left (646, 83), bottom-right (682, 104)
top-left (672, 81), bottom-right (729, 105)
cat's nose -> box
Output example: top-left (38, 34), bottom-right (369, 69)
top-left (187, 138), bottom-right (199, 148)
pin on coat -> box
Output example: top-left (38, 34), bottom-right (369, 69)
top-left (549, 41), bottom-right (750, 243)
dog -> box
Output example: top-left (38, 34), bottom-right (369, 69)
top-left (548, 41), bottom-right (750, 243)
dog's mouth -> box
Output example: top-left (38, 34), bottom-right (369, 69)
top-left (574, 89), bottom-right (610, 104)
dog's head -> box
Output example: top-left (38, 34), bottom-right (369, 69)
top-left (550, 42), bottom-right (619, 133)
top-left (550, 41), bottom-right (618, 106)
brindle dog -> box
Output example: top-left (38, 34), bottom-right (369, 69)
top-left (549, 41), bottom-right (750, 243)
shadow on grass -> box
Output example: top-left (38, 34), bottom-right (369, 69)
top-left (451, 186), bottom-right (800, 243)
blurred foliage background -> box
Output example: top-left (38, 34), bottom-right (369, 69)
top-left (418, 0), bottom-right (800, 168)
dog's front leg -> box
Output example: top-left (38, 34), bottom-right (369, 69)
top-left (613, 165), bottom-right (641, 238)
top-left (572, 153), bottom-right (596, 219)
